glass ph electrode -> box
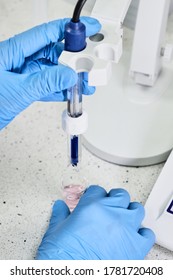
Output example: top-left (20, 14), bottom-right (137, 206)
top-left (62, 73), bottom-right (87, 211)
top-left (61, 0), bottom-right (88, 211)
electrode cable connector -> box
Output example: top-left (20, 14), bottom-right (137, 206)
top-left (64, 0), bottom-right (88, 52)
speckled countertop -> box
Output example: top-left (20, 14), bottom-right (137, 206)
top-left (0, 0), bottom-right (173, 260)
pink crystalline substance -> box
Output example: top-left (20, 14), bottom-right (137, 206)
top-left (63, 184), bottom-right (85, 211)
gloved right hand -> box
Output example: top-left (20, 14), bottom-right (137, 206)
top-left (36, 186), bottom-right (155, 260)
top-left (0, 17), bottom-right (101, 130)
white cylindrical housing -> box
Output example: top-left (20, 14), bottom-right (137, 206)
top-left (62, 109), bottom-right (88, 135)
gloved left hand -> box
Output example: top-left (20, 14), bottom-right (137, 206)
top-left (0, 17), bottom-right (101, 130)
top-left (36, 186), bottom-right (155, 260)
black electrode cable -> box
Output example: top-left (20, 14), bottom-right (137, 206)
top-left (72, 0), bottom-right (88, 22)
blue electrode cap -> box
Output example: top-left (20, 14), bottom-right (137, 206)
top-left (64, 20), bottom-right (86, 52)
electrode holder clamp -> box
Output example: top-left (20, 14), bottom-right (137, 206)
top-left (59, 30), bottom-right (121, 87)
top-left (59, 0), bottom-right (132, 85)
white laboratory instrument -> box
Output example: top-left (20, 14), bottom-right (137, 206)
top-left (82, 0), bottom-right (173, 166)
top-left (143, 149), bottom-right (173, 251)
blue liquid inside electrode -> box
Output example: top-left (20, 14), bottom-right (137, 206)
top-left (71, 136), bottom-right (78, 166)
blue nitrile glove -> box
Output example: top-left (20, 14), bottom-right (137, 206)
top-left (0, 17), bottom-right (101, 130)
top-left (36, 186), bottom-right (155, 260)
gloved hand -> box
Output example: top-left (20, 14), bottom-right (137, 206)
top-left (36, 186), bottom-right (155, 260)
top-left (0, 17), bottom-right (101, 130)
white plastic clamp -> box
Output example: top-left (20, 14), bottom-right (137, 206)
top-left (62, 110), bottom-right (88, 135)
